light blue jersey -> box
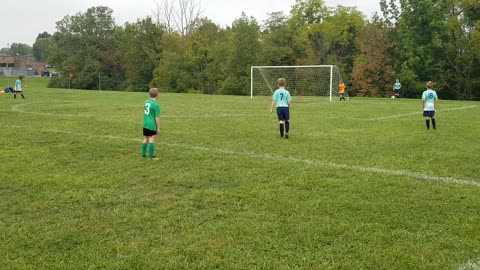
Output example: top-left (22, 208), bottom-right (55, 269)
top-left (15, 79), bottom-right (22, 91)
top-left (394, 82), bottom-right (401, 90)
top-left (422, 89), bottom-right (438, 111)
top-left (272, 88), bottom-right (291, 107)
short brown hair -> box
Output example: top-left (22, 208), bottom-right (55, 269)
top-left (149, 88), bottom-right (159, 98)
top-left (426, 81), bottom-right (433, 89)
top-left (277, 78), bottom-right (287, 87)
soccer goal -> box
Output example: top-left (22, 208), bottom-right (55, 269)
top-left (250, 65), bottom-right (343, 101)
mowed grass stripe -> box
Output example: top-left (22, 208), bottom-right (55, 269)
top-left (1, 83), bottom-right (480, 269)
top-left (3, 123), bottom-right (479, 187)
top-left (363, 105), bottom-right (479, 120)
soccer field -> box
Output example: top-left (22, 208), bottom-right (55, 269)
top-left (1, 80), bottom-right (479, 269)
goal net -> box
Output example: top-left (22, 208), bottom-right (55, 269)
top-left (250, 65), bottom-right (343, 101)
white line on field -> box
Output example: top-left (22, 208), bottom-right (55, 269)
top-left (2, 124), bottom-right (479, 188)
top-left (12, 102), bottom-right (479, 121)
top-left (161, 113), bottom-right (268, 118)
top-left (364, 105), bottom-right (479, 120)
top-left (457, 257), bottom-right (480, 270)
top-left (10, 103), bottom-right (267, 118)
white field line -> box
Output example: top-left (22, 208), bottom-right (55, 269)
top-left (458, 257), bottom-right (480, 270)
top-left (12, 102), bottom-right (479, 121)
top-left (161, 113), bottom-right (267, 118)
top-left (10, 103), bottom-right (266, 118)
top-left (3, 124), bottom-right (480, 187)
top-left (364, 105), bottom-right (479, 120)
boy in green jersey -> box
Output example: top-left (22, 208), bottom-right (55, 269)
top-left (142, 88), bottom-right (161, 158)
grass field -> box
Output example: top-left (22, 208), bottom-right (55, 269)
top-left (1, 77), bottom-right (479, 269)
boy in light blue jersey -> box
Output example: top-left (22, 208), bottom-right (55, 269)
top-left (14, 75), bottom-right (26, 99)
top-left (270, 78), bottom-right (292, 138)
top-left (393, 78), bottom-right (401, 98)
top-left (422, 81), bottom-right (438, 130)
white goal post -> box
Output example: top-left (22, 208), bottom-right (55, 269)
top-left (250, 65), bottom-right (343, 101)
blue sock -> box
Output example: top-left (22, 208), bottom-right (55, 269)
top-left (432, 118), bottom-right (436, 129)
top-left (426, 120), bottom-right (430, 129)
top-left (285, 122), bottom-right (290, 134)
top-left (279, 124), bottom-right (284, 137)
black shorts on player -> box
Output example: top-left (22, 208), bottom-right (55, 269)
top-left (143, 128), bottom-right (157, 137)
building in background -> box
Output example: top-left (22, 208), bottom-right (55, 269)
top-left (0, 55), bottom-right (46, 76)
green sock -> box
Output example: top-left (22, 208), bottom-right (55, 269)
top-left (141, 143), bottom-right (147, 157)
top-left (149, 143), bottom-right (155, 158)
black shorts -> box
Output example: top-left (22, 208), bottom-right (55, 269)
top-left (423, 111), bottom-right (435, 118)
top-left (143, 128), bottom-right (157, 137)
top-left (276, 107), bottom-right (290, 121)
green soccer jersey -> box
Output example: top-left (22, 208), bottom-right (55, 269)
top-left (394, 82), bottom-right (401, 89)
top-left (143, 99), bottom-right (161, 131)
top-left (272, 88), bottom-right (292, 107)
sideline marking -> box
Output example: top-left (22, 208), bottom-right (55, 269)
top-left (10, 103), bottom-right (267, 118)
top-left (458, 257), bottom-right (480, 270)
top-left (11, 102), bottom-right (479, 120)
top-left (3, 124), bottom-right (479, 187)
top-left (364, 105), bottom-right (479, 120)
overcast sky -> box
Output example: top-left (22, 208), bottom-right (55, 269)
top-left (0, 0), bottom-right (381, 48)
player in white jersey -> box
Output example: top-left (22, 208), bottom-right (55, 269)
top-left (422, 81), bottom-right (438, 130)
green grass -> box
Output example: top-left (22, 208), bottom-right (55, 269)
top-left (1, 77), bottom-right (479, 269)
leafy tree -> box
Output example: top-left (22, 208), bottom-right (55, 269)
top-left (117, 17), bottom-right (165, 91)
top-left (443, 0), bottom-right (480, 100)
top-left (0, 47), bottom-right (10, 55)
top-left (9, 43), bottom-right (32, 56)
top-left (48, 6), bottom-right (122, 90)
top-left (151, 32), bottom-right (191, 92)
top-left (33, 32), bottom-right (52, 62)
top-left (351, 18), bottom-right (395, 97)
top-left (322, 6), bottom-right (365, 75)
top-left (185, 18), bottom-right (223, 94)
top-left (218, 13), bottom-right (261, 95)
top-left (473, 21), bottom-right (480, 60)
top-left (290, 0), bottom-right (329, 27)
top-left (382, 0), bottom-right (447, 97)
top-left (288, 0), bottom-right (330, 64)
top-left (261, 11), bottom-right (303, 66)
top-left (151, 18), bottom-right (225, 94)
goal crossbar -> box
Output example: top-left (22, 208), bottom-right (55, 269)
top-left (250, 65), bottom-right (338, 101)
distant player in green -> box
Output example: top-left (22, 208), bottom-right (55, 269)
top-left (422, 81), bottom-right (438, 130)
top-left (393, 78), bottom-right (401, 98)
top-left (270, 78), bottom-right (292, 138)
top-left (142, 88), bottom-right (161, 159)
top-left (14, 75), bottom-right (26, 99)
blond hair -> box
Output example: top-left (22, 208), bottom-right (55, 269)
top-left (277, 78), bottom-right (287, 87)
top-left (426, 81), bottom-right (433, 89)
top-left (149, 88), bottom-right (159, 98)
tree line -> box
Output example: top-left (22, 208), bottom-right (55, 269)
top-left (11, 0), bottom-right (480, 100)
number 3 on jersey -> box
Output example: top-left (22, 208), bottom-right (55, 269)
top-left (144, 103), bottom-right (151, 114)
